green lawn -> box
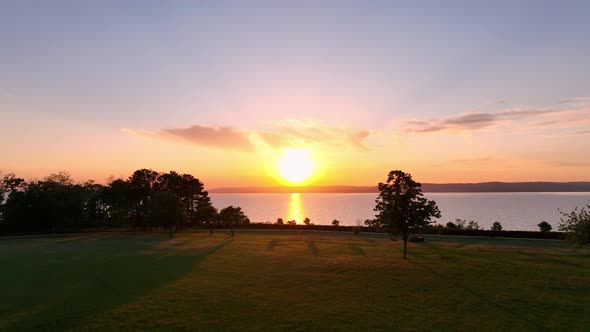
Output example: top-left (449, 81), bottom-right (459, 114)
top-left (0, 231), bottom-right (588, 331)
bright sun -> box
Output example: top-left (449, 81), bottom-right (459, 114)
top-left (278, 148), bottom-right (314, 184)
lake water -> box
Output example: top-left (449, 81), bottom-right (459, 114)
top-left (210, 192), bottom-right (590, 231)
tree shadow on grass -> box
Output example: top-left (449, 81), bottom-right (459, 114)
top-left (307, 241), bottom-right (319, 256)
top-left (348, 243), bottom-right (366, 256)
top-left (411, 258), bottom-right (549, 331)
top-left (266, 239), bottom-right (280, 251)
top-left (0, 234), bottom-right (233, 331)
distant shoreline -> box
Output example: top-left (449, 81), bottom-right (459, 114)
top-left (209, 182), bottom-right (590, 194)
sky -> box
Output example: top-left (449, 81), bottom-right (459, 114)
top-left (1, 0), bottom-right (589, 188)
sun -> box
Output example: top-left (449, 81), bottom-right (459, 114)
top-left (278, 148), bottom-right (314, 184)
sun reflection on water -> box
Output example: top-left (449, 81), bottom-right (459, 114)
top-left (287, 193), bottom-right (305, 224)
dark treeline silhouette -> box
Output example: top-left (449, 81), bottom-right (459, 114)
top-left (209, 182), bottom-right (590, 193)
top-left (0, 169), bottom-right (249, 234)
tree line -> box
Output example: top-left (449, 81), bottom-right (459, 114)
top-left (0, 169), bottom-right (249, 234)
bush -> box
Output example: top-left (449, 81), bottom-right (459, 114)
top-left (332, 219), bottom-right (340, 226)
top-left (352, 226), bottom-right (361, 235)
top-left (410, 235), bottom-right (425, 242)
top-left (446, 222), bottom-right (457, 229)
top-left (559, 203), bottom-right (590, 247)
top-left (538, 221), bottom-right (552, 233)
top-left (491, 222), bottom-right (503, 232)
top-left (467, 220), bottom-right (481, 230)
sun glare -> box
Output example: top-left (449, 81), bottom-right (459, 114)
top-left (278, 148), bottom-right (314, 184)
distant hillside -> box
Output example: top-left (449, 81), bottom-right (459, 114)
top-left (209, 182), bottom-right (590, 193)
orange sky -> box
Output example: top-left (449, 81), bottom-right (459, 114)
top-left (2, 2), bottom-right (590, 187)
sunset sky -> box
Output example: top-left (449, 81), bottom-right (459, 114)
top-left (1, 1), bottom-right (589, 188)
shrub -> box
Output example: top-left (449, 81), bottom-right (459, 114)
top-left (538, 221), bottom-right (552, 233)
top-left (332, 219), bottom-right (340, 226)
top-left (352, 226), bottom-right (361, 235)
top-left (410, 235), bottom-right (425, 242)
top-left (491, 222), bottom-right (503, 231)
top-left (303, 217), bottom-right (311, 225)
top-left (467, 220), bottom-right (481, 230)
top-left (559, 203), bottom-right (590, 247)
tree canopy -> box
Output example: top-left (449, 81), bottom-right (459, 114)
top-left (366, 170), bottom-right (441, 258)
top-left (0, 169), bottom-right (247, 234)
top-left (559, 203), bottom-right (590, 247)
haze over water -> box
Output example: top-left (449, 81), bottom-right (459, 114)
top-left (211, 192), bottom-right (590, 231)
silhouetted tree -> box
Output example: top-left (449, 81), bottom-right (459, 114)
top-left (4, 174), bottom-right (89, 231)
top-left (332, 219), bottom-right (339, 226)
top-left (0, 172), bottom-right (25, 222)
top-left (466, 220), bottom-right (480, 230)
top-left (446, 222), bottom-right (457, 229)
top-left (146, 191), bottom-right (187, 236)
top-left (194, 194), bottom-right (217, 226)
top-left (366, 170), bottom-right (441, 259)
top-left (128, 169), bottom-right (159, 228)
top-left (538, 221), bottom-right (552, 233)
top-left (82, 180), bottom-right (107, 225)
top-left (218, 206), bottom-right (250, 235)
top-left (0, 169), bottom-right (242, 236)
top-left (276, 218), bottom-right (284, 225)
top-left (303, 217), bottom-right (311, 225)
top-left (491, 222), bottom-right (503, 231)
top-left (559, 203), bottom-right (590, 247)
top-left (103, 179), bottom-right (131, 225)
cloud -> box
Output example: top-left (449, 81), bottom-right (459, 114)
top-left (123, 125), bottom-right (255, 152)
top-left (124, 119), bottom-right (372, 152)
top-left (403, 106), bottom-right (583, 133)
top-left (556, 129), bottom-right (590, 137)
top-left (257, 119), bottom-right (370, 150)
top-left (542, 160), bottom-right (590, 167)
top-left (405, 108), bottom-right (559, 133)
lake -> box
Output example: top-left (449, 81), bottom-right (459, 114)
top-left (210, 192), bottom-right (590, 231)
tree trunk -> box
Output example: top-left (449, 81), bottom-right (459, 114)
top-left (402, 233), bottom-right (409, 259)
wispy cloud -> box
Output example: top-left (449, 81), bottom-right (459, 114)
top-left (256, 119), bottom-right (371, 150)
top-left (124, 119), bottom-right (371, 152)
top-left (123, 125), bottom-right (255, 152)
top-left (403, 108), bottom-right (559, 133)
top-left (402, 97), bottom-right (590, 134)
top-left (555, 129), bottom-right (590, 137)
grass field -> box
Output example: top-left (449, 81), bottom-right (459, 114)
top-left (0, 231), bottom-right (589, 331)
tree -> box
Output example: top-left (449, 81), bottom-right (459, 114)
top-left (128, 169), bottom-right (159, 228)
top-left (146, 191), bottom-right (187, 236)
top-left (446, 222), bottom-right (457, 229)
top-left (332, 219), bottom-right (340, 226)
top-left (491, 222), bottom-right (503, 231)
top-left (218, 206), bottom-right (250, 235)
top-left (467, 220), bottom-right (480, 230)
top-left (3, 177), bottom-right (89, 231)
top-left (276, 218), bottom-right (284, 225)
top-left (194, 194), bottom-right (218, 226)
top-left (303, 217), bottom-right (311, 225)
top-left (559, 203), bottom-right (590, 247)
top-left (366, 170), bottom-right (441, 259)
top-left (103, 179), bottom-right (131, 225)
top-left (538, 221), bottom-right (552, 233)
top-left (0, 172), bottom-right (25, 222)
top-left (82, 181), bottom-right (107, 225)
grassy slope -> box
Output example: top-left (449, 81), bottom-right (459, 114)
top-left (0, 231), bottom-right (588, 331)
